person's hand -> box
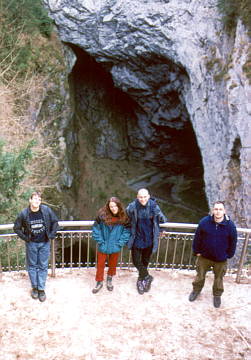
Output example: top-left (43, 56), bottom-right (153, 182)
top-left (196, 253), bottom-right (201, 256)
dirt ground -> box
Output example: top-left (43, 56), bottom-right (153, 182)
top-left (0, 268), bottom-right (250, 360)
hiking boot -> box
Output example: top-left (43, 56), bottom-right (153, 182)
top-left (143, 275), bottom-right (153, 292)
top-left (31, 288), bottom-right (39, 300)
top-left (137, 279), bottom-right (145, 295)
top-left (38, 290), bottom-right (46, 302)
top-left (213, 296), bottom-right (221, 308)
top-left (188, 291), bottom-right (200, 302)
top-left (92, 281), bottom-right (103, 294)
top-left (106, 275), bottom-right (114, 291)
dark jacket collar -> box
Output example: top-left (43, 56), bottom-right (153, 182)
top-left (210, 214), bottom-right (229, 225)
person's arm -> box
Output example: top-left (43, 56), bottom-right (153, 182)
top-left (192, 225), bottom-right (202, 256)
top-left (48, 208), bottom-right (59, 239)
top-left (227, 222), bottom-right (237, 258)
top-left (155, 204), bottom-right (167, 223)
top-left (13, 212), bottom-right (29, 242)
top-left (92, 217), bottom-right (104, 245)
top-left (126, 204), bottom-right (132, 220)
top-left (118, 225), bottom-right (131, 246)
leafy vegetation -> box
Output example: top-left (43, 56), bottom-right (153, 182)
top-left (0, 0), bottom-right (54, 80)
top-left (0, 139), bottom-right (35, 223)
top-left (242, 45), bottom-right (251, 83)
top-left (217, 0), bottom-right (251, 34)
top-left (5, 0), bottom-right (53, 36)
top-left (0, 0), bottom-right (66, 228)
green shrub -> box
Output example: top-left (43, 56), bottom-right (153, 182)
top-left (240, 0), bottom-right (251, 32)
top-left (217, 0), bottom-right (251, 34)
top-left (0, 139), bottom-right (35, 223)
top-left (0, 0), bottom-right (54, 80)
top-left (2, 0), bottom-right (53, 37)
top-left (242, 46), bottom-right (251, 84)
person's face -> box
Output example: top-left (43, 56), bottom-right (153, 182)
top-left (29, 195), bottom-right (41, 212)
top-left (212, 203), bottom-right (225, 222)
top-left (137, 190), bottom-right (150, 206)
top-left (109, 201), bottom-right (119, 215)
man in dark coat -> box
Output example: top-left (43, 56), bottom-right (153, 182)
top-left (14, 191), bottom-right (59, 302)
top-left (189, 201), bottom-right (237, 308)
top-left (126, 188), bottom-right (167, 294)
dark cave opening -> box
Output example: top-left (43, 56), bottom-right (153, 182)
top-left (64, 44), bottom-right (208, 224)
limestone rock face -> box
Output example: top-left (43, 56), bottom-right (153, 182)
top-left (43, 0), bottom-right (251, 226)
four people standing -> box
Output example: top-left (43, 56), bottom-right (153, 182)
top-left (12, 190), bottom-right (239, 308)
top-left (14, 191), bottom-right (59, 302)
top-left (188, 201), bottom-right (237, 308)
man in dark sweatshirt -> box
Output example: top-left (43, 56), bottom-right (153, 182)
top-left (14, 191), bottom-right (59, 302)
top-left (188, 201), bottom-right (237, 308)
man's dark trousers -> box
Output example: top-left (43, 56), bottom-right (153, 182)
top-left (131, 246), bottom-right (152, 280)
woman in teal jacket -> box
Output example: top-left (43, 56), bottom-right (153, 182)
top-left (92, 197), bottom-right (130, 294)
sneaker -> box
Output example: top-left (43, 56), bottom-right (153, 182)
top-left (143, 275), bottom-right (153, 292)
top-left (106, 276), bottom-right (114, 291)
top-left (92, 281), bottom-right (103, 294)
top-left (137, 279), bottom-right (145, 295)
top-left (38, 290), bottom-right (46, 302)
top-left (31, 288), bottom-right (39, 300)
top-left (188, 291), bottom-right (200, 302)
top-left (213, 296), bottom-right (221, 308)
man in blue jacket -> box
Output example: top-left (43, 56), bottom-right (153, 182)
top-left (126, 188), bottom-right (167, 295)
top-left (188, 201), bottom-right (237, 308)
top-left (14, 191), bottom-right (59, 302)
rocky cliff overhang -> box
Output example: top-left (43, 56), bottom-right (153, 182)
top-left (43, 0), bottom-right (251, 226)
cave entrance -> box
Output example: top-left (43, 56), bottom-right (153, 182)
top-left (65, 45), bottom-right (208, 223)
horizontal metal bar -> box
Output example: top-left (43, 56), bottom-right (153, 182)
top-left (59, 221), bottom-right (94, 227)
top-left (0, 224), bottom-right (14, 230)
top-left (1, 221), bottom-right (250, 233)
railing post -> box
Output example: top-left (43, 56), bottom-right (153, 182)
top-left (78, 232), bottom-right (82, 268)
top-left (87, 233), bottom-right (90, 268)
top-left (236, 233), bottom-right (250, 283)
top-left (51, 239), bottom-right (56, 277)
top-left (70, 233), bottom-right (73, 269)
top-left (163, 232), bottom-right (170, 269)
top-left (62, 233), bottom-right (65, 268)
top-left (0, 257), bottom-right (2, 280)
top-left (128, 251), bottom-right (132, 270)
top-left (155, 234), bottom-right (161, 269)
top-left (7, 240), bottom-right (11, 271)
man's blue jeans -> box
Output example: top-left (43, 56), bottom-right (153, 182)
top-left (26, 241), bottom-right (50, 290)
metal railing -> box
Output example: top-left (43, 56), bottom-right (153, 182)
top-left (0, 222), bottom-right (250, 283)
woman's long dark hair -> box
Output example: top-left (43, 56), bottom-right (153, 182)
top-left (98, 197), bottom-right (129, 225)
